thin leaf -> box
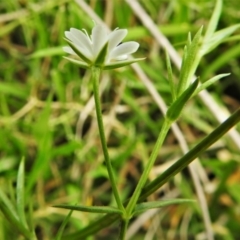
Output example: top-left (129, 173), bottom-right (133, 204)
top-left (193, 73), bottom-right (230, 96)
top-left (165, 51), bottom-right (176, 101)
top-left (103, 58), bottom-right (145, 70)
top-left (0, 202), bottom-right (32, 239)
top-left (17, 157), bottom-right (28, 229)
top-left (178, 46), bottom-right (187, 91)
top-left (27, 198), bottom-right (36, 237)
top-left (0, 189), bottom-right (18, 221)
top-left (133, 199), bottom-right (196, 215)
top-left (187, 32), bottom-right (192, 46)
top-left (201, 24), bottom-right (240, 56)
top-left (204, 0), bottom-right (222, 41)
top-left (63, 56), bottom-right (89, 69)
top-left (53, 204), bottom-right (122, 214)
top-left (167, 79), bottom-right (199, 121)
top-left (28, 46), bottom-right (63, 59)
top-left (177, 27), bottom-right (203, 96)
top-left (55, 209), bottom-right (74, 240)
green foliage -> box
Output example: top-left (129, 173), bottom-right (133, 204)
top-left (167, 79), bottom-right (199, 121)
top-left (54, 204), bottom-right (122, 214)
top-left (177, 27), bottom-right (203, 96)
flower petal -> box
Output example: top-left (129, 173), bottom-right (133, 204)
top-left (64, 38), bottom-right (92, 64)
top-left (70, 28), bottom-right (92, 53)
top-left (63, 46), bottom-right (76, 55)
top-left (114, 55), bottom-right (128, 60)
top-left (110, 42), bottom-right (139, 59)
top-left (65, 30), bottom-right (92, 59)
top-left (64, 25), bottom-right (142, 69)
top-left (108, 29), bottom-right (127, 53)
top-left (91, 25), bottom-right (108, 58)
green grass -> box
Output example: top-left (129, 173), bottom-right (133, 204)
top-left (0, 0), bottom-right (240, 239)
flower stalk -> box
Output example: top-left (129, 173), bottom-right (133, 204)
top-left (91, 66), bottom-right (125, 213)
top-left (64, 23), bottom-right (144, 239)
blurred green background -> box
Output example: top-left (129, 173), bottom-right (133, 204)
top-left (0, 0), bottom-right (240, 239)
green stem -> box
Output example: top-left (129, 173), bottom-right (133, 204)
top-left (91, 67), bottom-right (125, 212)
top-left (118, 219), bottom-right (129, 240)
top-left (125, 118), bottom-right (172, 216)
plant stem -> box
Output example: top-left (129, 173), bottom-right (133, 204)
top-left (126, 118), bottom-right (172, 216)
top-left (91, 67), bottom-right (125, 212)
top-left (119, 219), bottom-right (129, 240)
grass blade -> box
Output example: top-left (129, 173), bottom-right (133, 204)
top-left (54, 204), bottom-right (122, 214)
top-left (16, 157), bottom-right (28, 229)
top-left (55, 209), bottom-right (74, 240)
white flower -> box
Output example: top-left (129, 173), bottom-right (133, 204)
top-left (63, 25), bottom-right (144, 69)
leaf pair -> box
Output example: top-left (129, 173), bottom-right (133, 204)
top-left (54, 198), bottom-right (195, 217)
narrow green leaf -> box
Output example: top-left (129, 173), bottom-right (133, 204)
top-left (193, 73), bottom-right (230, 96)
top-left (64, 38), bottom-right (92, 64)
top-left (17, 157), bottom-right (28, 229)
top-left (133, 199), bottom-right (195, 215)
top-left (0, 189), bottom-right (18, 221)
top-left (177, 27), bottom-right (202, 96)
top-left (28, 46), bottom-right (63, 59)
top-left (187, 32), bottom-right (192, 46)
top-left (55, 209), bottom-right (74, 240)
top-left (63, 57), bottom-right (89, 69)
top-left (201, 24), bottom-right (240, 56)
top-left (178, 46), bottom-right (187, 92)
top-left (165, 51), bottom-right (176, 101)
top-left (204, 0), bottom-right (222, 41)
top-left (103, 58), bottom-right (145, 70)
top-left (0, 201), bottom-right (32, 239)
top-left (27, 199), bottom-right (35, 236)
top-left (167, 79), bottom-right (199, 121)
top-left (53, 204), bottom-right (122, 214)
